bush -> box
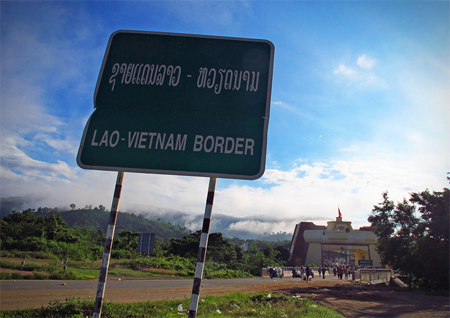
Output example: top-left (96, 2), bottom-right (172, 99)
top-left (111, 249), bottom-right (132, 259)
top-left (32, 271), bottom-right (50, 280)
top-left (206, 269), bottom-right (252, 279)
top-left (11, 272), bottom-right (22, 280)
top-left (0, 271), bottom-right (12, 280)
top-left (0, 259), bottom-right (19, 270)
top-left (1, 250), bottom-right (58, 260)
top-left (49, 269), bottom-right (78, 280)
top-left (22, 262), bottom-right (42, 272)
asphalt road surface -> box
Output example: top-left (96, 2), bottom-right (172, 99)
top-left (1, 276), bottom-right (324, 310)
top-left (2, 276), bottom-right (449, 318)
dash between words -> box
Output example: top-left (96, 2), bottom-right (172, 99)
top-left (90, 130), bottom-right (255, 155)
top-left (108, 63), bottom-right (260, 95)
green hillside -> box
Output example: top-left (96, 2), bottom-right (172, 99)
top-left (35, 209), bottom-right (188, 240)
top-left (1, 210), bottom-right (290, 279)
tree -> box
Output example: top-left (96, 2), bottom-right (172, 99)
top-left (409, 188), bottom-right (449, 291)
top-left (70, 204), bottom-right (76, 210)
top-left (167, 231), bottom-right (242, 264)
top-left (117, 229), bottom-right (139, 253)
top-left (368, 188), bottom-right (449, 292)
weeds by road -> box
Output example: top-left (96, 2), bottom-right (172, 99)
top-left (0, 292), bottom-right (342, 318)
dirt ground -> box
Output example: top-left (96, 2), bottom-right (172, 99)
top-left (253, 280), bottom-right (450, 318)
top-left (2, 271), bottom-right (449, 317)
top-left (93, 277), bottom-right (449, 317)
top-left (152, 278), bottom-right (449, 318)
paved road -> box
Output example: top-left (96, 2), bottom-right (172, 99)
top-left (1, 275), bottom-right (341, 310)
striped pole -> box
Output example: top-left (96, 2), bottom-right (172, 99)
top-left (188, 177), bottom-right (217, 318)
top-left (93, 171), bottom-right (124, 318)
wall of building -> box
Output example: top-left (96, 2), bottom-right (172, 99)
top-left (288, 218), bottom-right (382, 267)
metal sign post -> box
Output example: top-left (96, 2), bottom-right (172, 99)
top-left (77, 30), bottom-right (274, 318)
top-left (93, 171), bottom-right (124, 318)
top-left (188, 177), bottom-right (217, 318)
top-left (138, 233), bottom-right (155, 270)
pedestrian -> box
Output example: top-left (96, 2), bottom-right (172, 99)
top-left (318, 266), bottom-right (322, 276)
top-left (292, 268), bottom-right (297, 278)
top-left (338, 266), bottom-right (344, 279)
top-left (322, 266), bottom-right (326, 279)
top-left (333, 266), bottom-right (337, 276)
top-left (268, 267), bottom-right (275, 279)
top-left (305, 266), bottom-right (310, 283)
top-left (277, 267), bottom-right (284, 279)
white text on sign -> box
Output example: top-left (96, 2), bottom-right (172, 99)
top-left (107, 63), bottom-right (260, 95)
top-left (90, 130), bottom-right (255, 155)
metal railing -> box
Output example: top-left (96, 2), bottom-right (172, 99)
top-left (356, 269), bottom-right (393, 285)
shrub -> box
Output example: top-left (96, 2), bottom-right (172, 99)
top-left (0, 259), bottom-right (19, 270)
top-left (22, 262), bottom-right (42, 272)
top-left (11, 272), bottom-right (22, 280)
top-left (0, 271), bottom-right (12, 280)
top-left (111, 249), bottom-right (132, 259)
top-left (32, 271), bottom-right (50, 280)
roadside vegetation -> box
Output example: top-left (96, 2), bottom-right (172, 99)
top-left (368, 185), bottom-right (449, 294)
top-left (0, 210), bottom-right (289, 280)
top-left (0, 292), bottom-right (343, 318)
top-left (1, 178), bottom-right (448, 296)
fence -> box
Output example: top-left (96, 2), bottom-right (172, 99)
top-left (355, 269), bottom-right (393, 285)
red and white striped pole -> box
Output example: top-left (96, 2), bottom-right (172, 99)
top-left (93, 171), bottom-right (124, 318)
top-left (188, 177), bottom-right (217, 318)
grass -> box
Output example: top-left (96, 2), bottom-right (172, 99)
top-left (0, 292), bottom-right (344, 318)
top-left (1, 257), bottom-right (251, 281)
top-left (0, 257), bottom-right (180, 280)
top-left (205, 269), bottom-right (253, 279)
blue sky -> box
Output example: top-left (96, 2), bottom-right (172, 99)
top-left (1, 1), bottom-right (449, 235)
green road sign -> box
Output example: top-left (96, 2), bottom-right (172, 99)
top-left (358, 260), bottom-right (373, 266)
top-left (77, 30), bottom-right (274, 180)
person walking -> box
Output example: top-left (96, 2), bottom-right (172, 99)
top-left (268, 267), bottom-right (275, 279)
top-left (338, 266), bottom-right (344, 279)
top-left (305, 266), bottom-right (310, 283)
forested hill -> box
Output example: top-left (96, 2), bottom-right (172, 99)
top-left (33, 209), bottom-right (189, 241)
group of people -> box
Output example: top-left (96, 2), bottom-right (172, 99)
top-left (291, 265), bottom-right (324, 281)
top-left (267, 267), bottom-right (284, 279)
top-left (332, 265), bottom-right (359, 280)
top-left (269, 264), bottom-right (360, 281)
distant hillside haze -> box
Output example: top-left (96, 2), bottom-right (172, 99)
top-left (0, 204), bottom-right (293, 241)
top-left (31, 208), bottom-right (189, 241)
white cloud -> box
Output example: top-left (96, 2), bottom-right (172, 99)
top-left (1, 2), bottom-right (448, 238)
top-left (333, 64), bottom-right (357, 78)
top-left (44, 138), bottom-right (78, 154)
top-left (1, 137), bottom-right (78, 180)
top-left (0, 3), bottom-right (103, 208)
top-left (3, 126), bottom-right (446, 234)
top-left (357, 54), bottom-right (376, 69)
top-left (333, 54), bottom-right (387, 89)
top-left (227, 220), bottom-right (298, 235)
top-left (211, 144), bottom-right (448, 231)
top-left (408, 134), bottom-right (424, 143)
